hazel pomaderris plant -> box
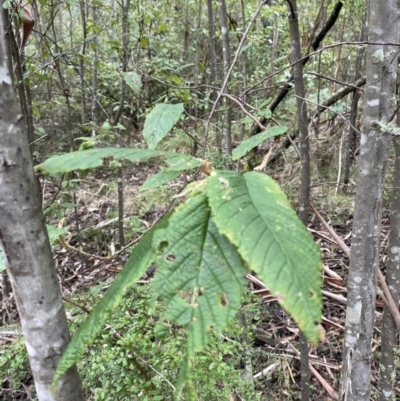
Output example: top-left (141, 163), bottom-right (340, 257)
top-left (35, 102), bottom-right (321, 401)
top-left (36, 147), bottom-right (322, 400)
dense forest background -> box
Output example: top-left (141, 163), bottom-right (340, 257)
top-left (9, 0), bottom-right (365, 165)
top-left (1, 0), bottom-right (400, 400)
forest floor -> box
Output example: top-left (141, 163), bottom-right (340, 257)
top-left (2, 132), bottom-right (400, 400)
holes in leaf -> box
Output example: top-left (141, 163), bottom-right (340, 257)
top-left (165, 254), bottom-right (176, 262)
top-left (158, 240), bottom-right (168, 252)
top-left (309, 289), bottom-right (316, 298)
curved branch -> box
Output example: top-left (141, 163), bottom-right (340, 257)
top-left (249, 1), bottom-right (345, 137)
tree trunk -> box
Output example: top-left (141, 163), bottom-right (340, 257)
top-left (340, 1), bottom-right (399, 400)
top-left (182, 0), bottom-right (190, 61)
top-left (218, 0), bottom-right (232, 160)
top-left (206, 0), bottom-right (219, 148)
top-left (286, 1), bottom-right (311, 400)
top-left (378, 59), bottom-right (400, 401)
top-left (112, 0), bottom-right (131, 248)
top-left (378, 137), bottom-right (400, 401)
top-left (343, 12), bottom-right (366, 191)
top-left (91, 3), bottom-right (99, 136)
top-left (0, 23), bottom-right (84, 401)
top-left (79, 0), bottom-right (87, 125)
top-left (236, 0), bottom-right (247, 172)
top-left (192, 0), bottom-right (202, 155)
top-left (206, 0), bottom-right (218, 94)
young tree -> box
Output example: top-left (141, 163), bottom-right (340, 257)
top-left (286, 1), bottom-right (311, 399)
top-left (0, 13), bottom-right (84, 401)
top-left (340, 1), bottom-right (399, 400)
top-left (218, 0), bottom-right (232, 160)
top-left (378, 29), bottom-right (400, 401)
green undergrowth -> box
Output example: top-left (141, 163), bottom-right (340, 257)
top-left (0, 285), bottom-right (261, 401)
top-left (0, 334), bottom-right (31, 400)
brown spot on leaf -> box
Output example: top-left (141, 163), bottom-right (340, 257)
top-left (220, 293), bottom-right (228, 306)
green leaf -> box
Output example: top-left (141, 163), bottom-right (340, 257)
top-left (101, 120), bottom-right (112, 133)
top-left (121, 71), bottom-right (142, 95)
top-left (232, 126), bottom-right (288, 161)
top-left (74, 136), bottom-right (98, 151)
top-left (52, 213), bottom-right (171, 391)
top-left (106, 40), bottom-right (120, 47)
top-left (171, 75), bottom-right (182, 85)
top-left (140, 152), bottom-right (203, 191)
top-left (152, 188), bottom-right (247, 399)
top-left (258, 109), bottom-right (272, 119)
top-left (207, 171), bottom-right (322, 343)
top-left (164, 153), bottom-right (202, 171)
top-left (46, 225), bottom-right (69, 246)
top-left (35, 148), bottom-right (200, 176)
top-left (60, 203), bottom-right (76, 208)
top-left (140, 37), bottom-right (149, 48)
top-left (35, 126), bottom-right (46, 135)
top-left (140, 169), bottom-right (181, 191)
top-left (143, 103), bottom-right (184, 149)
top-left (2, 0), bottom-right (13, 9)
top-left (259, 98), bottom-right (272, 108)
top-left (89, 282), bottom-right (108, 296)
top-left (36, 148), bottom-right (158, 175)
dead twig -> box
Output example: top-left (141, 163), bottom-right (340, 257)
top-left (309, 363), bottom-right (339, 400)
top-left (254, 143), bottom-right (277, 171)
top-left (310, 203), bottom-right (400, 332)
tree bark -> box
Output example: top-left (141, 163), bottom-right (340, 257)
top-left (236, 0), bottom-right (248, 172)
top-left (91, 3), bottom-right (99, 136)
top-left (112, 0), bottom-right (131, 248)
top-left (206, 0), bottom-right (218, 95)
top-left (378, 48), bottom-right (400, 401)
top-left (340, 1), bottom-right (399, 400)
top-left (378, 137), bottom-right (400, 401)
top-left (286, 1), bottom-right (311, 400)
top-left (0, 23), bottom-right (84, 401)
top-left (79, 0), bottom-right (87, 125)
top-left (343, 12), bottom-right (366, 191)
top-left (218, 0), bottom-right (232, 159)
